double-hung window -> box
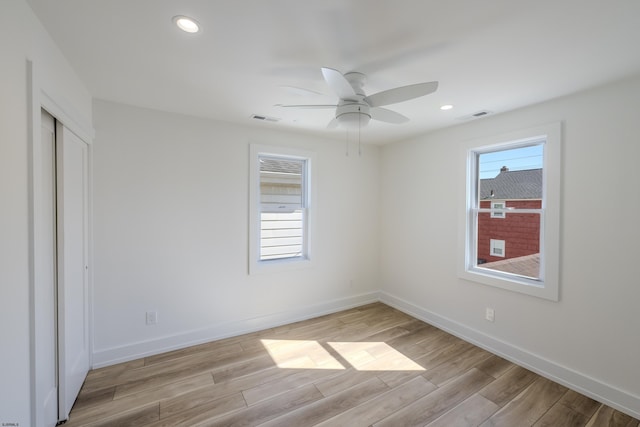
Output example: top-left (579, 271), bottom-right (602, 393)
top-left (459, 123), bottom-right (561, 300)
top-left (249, 144), bottom-right (314, 274)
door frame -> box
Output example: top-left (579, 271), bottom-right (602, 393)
top-left (28, 60), bottom-right (95, 426)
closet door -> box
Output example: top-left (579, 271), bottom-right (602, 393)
top-left (38, 109), bottom-right (58, 426)
top-left (56, 123), bottom-right (90, 421)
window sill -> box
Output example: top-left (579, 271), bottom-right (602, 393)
top-left (458, 267), bottom-right (557, 301)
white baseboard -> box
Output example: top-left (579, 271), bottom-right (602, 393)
top-left (91, 291), bottom-right (380, 369)
top-left (379, 290), bottom-right (640, 420)
top-left (91, 289), bottom-right (639, 419)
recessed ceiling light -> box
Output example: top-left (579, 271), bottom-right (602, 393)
top-left (173, 15), bottom-right (200, 33)
top-left (440, 104), bottom-right (454, 111)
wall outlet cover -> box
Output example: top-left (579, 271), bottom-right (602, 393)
top-left (146, 311), bottom-right (158, 325)
top-left (485, 308), bottom-right (495, 322)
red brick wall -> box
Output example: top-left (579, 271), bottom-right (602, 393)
top-left (477, 200), bottom-right (541, 264)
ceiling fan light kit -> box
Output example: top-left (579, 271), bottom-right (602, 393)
top-left (336, 103), bottom-right (371, 128)
top-left (278, 67), bottom-right (438, 130)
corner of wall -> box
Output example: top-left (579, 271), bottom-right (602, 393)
top-left (379, 290), bottom-right (640, 420)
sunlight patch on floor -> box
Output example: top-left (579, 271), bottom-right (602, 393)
top-left (260, 339), bottom-right (346, 369)
top-left (260, 339), bottom-right (425, 371)
top-left (328, 341), bottom-right (425, 371)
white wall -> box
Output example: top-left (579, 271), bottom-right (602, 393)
top-left (0, 1), bottom-right (92, 425)
top-left (380, 74), bottom-right (640, 417)
top-left (8, 1), bottom-right (637, 419)
top-left (91, 100), bottom-right (381, 366)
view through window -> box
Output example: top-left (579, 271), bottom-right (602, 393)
top-left (460, 123), bottom-right (560, 300)
top-left (475, 144), bottom-right (544, 280)
top-left (259, 156), bottom-right (307, 261)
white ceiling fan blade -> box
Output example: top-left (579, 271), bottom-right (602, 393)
top-left (370, 107), bottom-right (410, 124)
top-left (365, 81), bottom-right (438, 107)
top-left (275, 104), bottom-right (336, 109)
top-left (278, 86), bottom-right (324, 97)
top-left (327, 118), bottom-right (340, 129)
top-left (321, 67), bottom-right (357, 99)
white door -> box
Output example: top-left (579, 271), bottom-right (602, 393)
top-left (56, 123), bottom-right (90, 421)
top-left (37, 109), bottom-right (59, 427)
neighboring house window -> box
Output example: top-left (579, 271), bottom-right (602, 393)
top-left (490, 201), bottom-right (505, 218)
top-left (458, 123), bottom-right (561, 301)
top-left (490, 239), bottom-right (505, 257)
top-left (249, 145), bottom-right (314, 274)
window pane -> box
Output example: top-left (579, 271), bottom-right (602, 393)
top-left (259, 156), bottom-right (305, 261)
top-left (476, 144), bottom-right (543, 280)
top-left (260, 157), bottom-right (304, 211)
top-left (260, 210), bottom-right (303, 260)
top-left (478, 212), bottom-right (541, 279)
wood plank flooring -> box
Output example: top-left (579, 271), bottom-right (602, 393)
top-left (65, 303), bottom-right (639, 426)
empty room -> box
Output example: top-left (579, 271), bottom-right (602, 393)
top-left (2, 0), bottom-right (640, 426)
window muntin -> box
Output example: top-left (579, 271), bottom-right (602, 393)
top-left (459, 123), bottom-right (561, 301)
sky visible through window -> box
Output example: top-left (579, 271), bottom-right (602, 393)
top-left (479, 144), bottom-right (543, 179)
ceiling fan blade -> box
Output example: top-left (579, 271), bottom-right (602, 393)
top-left (370, 107), bottom-right (410, 124)
top-left (275, 104), bottom-right (336, 109)
top-left (327, 118), bottom-right (339, 129)
top-left (278, 86), bottom-right (324, 97)
top-left (365, 81), bottom-right (438, 107)
top-left (321, 67), bottom-right (357, 99)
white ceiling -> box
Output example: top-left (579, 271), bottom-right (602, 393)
top-left (26, 0), bottom-right (640, 144)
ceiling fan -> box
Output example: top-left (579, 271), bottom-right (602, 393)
top-left (277, 67), bottom-right (438, 129)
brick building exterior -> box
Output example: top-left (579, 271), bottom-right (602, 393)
top-left (477, 167), bottom-right (542, 264)
top-left (477, 199), bottom-right (541, 263)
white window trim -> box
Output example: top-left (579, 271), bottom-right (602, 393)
top-left (249, 144), bottom-right (316, 275)
top-left (458, 122), bottom-right (561, 301)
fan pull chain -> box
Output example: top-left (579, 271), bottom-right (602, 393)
top-left (345, 129), bottom-right (349, 156)
top-left (358, 107), bottom-right (362, 157)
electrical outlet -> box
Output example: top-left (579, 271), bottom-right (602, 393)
top-left (146, 311), bottom-right (158, 325)
top-left (485, 307), bottom-right (495, 322)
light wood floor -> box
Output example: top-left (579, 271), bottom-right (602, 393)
top-left (65, 303), bottom-right (638, 426)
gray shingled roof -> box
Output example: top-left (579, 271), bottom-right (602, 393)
top-left (260, 157), bottom-right (303, 175)
top-left (480, 168), bottom-right (542, 199)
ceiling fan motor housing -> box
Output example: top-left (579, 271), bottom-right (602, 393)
top-left (336, 101), bottom-right (371, 128)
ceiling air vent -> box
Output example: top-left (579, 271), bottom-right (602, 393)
top-left (251, 114), bottom-right (280, 122)
top-left (460, 110), bottom-right (493, 121)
